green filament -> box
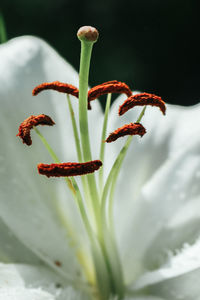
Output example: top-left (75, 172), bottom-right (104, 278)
top-left (34, 127), bottom-right (91, 234)
top-left (101, 106), bottom-right (147, 227)
top-left (67, 95), bottom-right (83, 162)
top-left (67, 94), bottom-right (98, 229)
top-left (34, 127), bottom-right (99, 286)
top-left (99, 93), bottom-right (112, 193)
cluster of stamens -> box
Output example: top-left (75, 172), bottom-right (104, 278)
top-left (17, 80), bottom-right (165, 177)
top-left (16, 25), bottom-right (167, 300)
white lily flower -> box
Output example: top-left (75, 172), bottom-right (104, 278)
top-left (0, 26), bottom-right (200, 300)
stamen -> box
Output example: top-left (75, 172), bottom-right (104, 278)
top-left (17, 114), bottom-right (55, 146)
top-left (106, 123), bottom-right (146, 143)
top-left (88, 80), bottom-right (132, 109)
top-left (38, 160), bottom-right (102, 177)
top-left (119, 92), bottom-right (166, 116)
top-left (32, 81), bottom-right (79, 98)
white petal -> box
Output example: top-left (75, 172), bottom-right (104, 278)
top-left (0, 36), bottom-right (94, 279)
top-left (0, 263), bottom-right (55, 299)
top-left (124, 297), bottom-right (165, 300)
top-left (0, 264), bottom-right (24, 287)
top-left (0, 263), bottom-right (89, 300)
top-left (0, 262), bottom-right (61, 289)
top-left (0, 217), bottom-right (41, 264)
top-left (0, 288), bottom-right (54, 300)
top-left (122, 136), bottom-right (200, 283)
top-left (106, 95), bottom-right (200, 283)
top-left (55, 286), bottom-right (89, 300)
top-left (131, 240), bottom-right (200, 300)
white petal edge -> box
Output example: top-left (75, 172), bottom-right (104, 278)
top-left (131, 239), bottom-right (200, 300)
top-left (0, 263), bottom-right (89, 300)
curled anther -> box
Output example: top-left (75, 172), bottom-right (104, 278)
top-left (106, 123), bottom-right (146, 143)
top-left (38, 160), bottom-right (103, 177)
top-left (17, 114), bottom-right (55, 146)
top-left (119, 92), bottom-right (166, 116)
top-left (88, 80), bottom-right (132, 109)
top-left (32, 81), bottom-right (79, 98)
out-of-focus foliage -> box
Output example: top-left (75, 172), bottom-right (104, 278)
top-left (0, 12), bottom-right (7, 43)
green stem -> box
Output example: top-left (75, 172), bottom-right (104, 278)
top-left (78, 38), bottom-right (120, 299)
top-left (101, 106), bottom-right (146, 221)
top-left (78, 41), bottom-right (93, 162)
top-left (78, 40), bottom-right (101, 231)
top-left (99, 93), bottom-right (112, 193)
top-left (34, 127), bottom-right (99, 285)
top-left (66, 95), bottom-right (90, 196)
top-left (34, 127), bottom-right (75, 194)
top-left (108, 136), bottom-right (132, 228)
top-left (70, 178), bottom-right (93, 239)
top-left (34, 127), bottom-right (60, 162)
top-left (67, 95), bottom-right (83, 162)
top-left (98, 107), bottom-right (147, 298)
top-left (108, 106), bottom-right (146, 229)
top-left (34, 127), bottom-right (91, 234)
top-left (98, 224), bottom-right (124, 298)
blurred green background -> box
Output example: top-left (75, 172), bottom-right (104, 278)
top-left (1, 0), bottom-right (199, 106)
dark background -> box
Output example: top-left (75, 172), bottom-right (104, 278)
top-left (1, 0), bottom-right (200, 106)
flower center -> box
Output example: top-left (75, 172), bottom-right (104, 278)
top-left (17, 26), bottom-right (166, 300)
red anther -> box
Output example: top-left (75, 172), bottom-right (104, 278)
top-left (17, 114), bottom-right (55, 146)
top-left (99, 80), bottom-right (119, 86)
top-left (106, 123), bottom-right (146, 143)
top-left (38, 160), bottom-right (102, 177)
top-left (88, 80), bottom-right (132, 109)
top-left (32, 81), bottom-right (79, 98)
top-left (119, 92), bottom-right (166, 116)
